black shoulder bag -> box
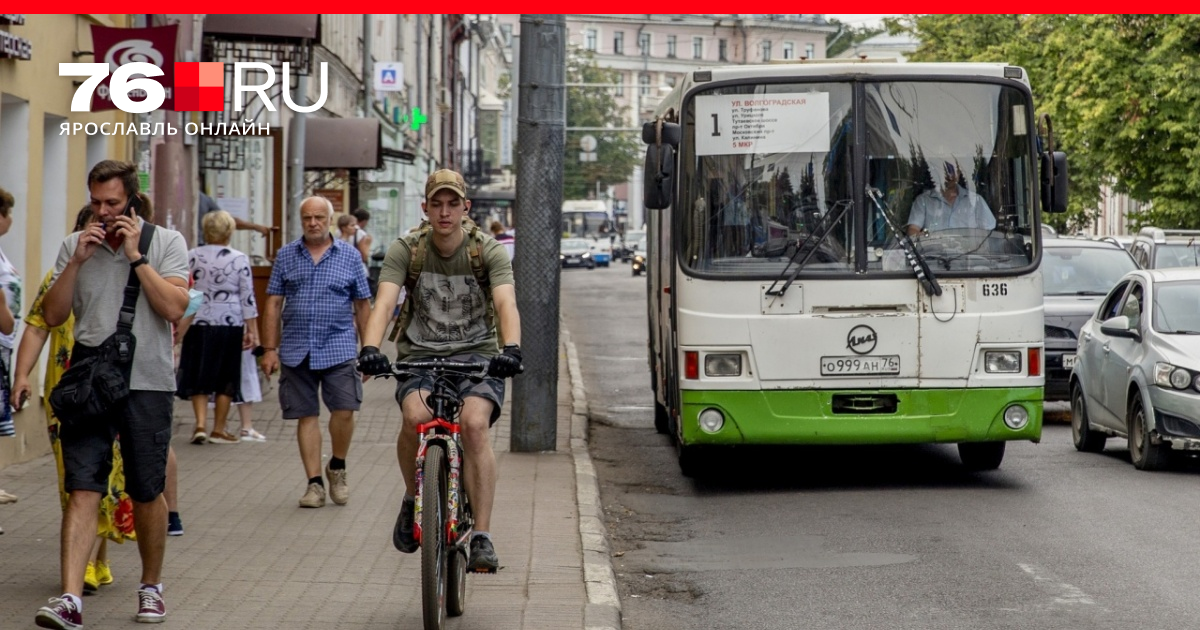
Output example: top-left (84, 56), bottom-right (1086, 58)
top-left (50, 224), bottom-right (156, 425)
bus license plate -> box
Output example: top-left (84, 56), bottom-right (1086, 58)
top-left (820, 355), bottom-right (901, 376)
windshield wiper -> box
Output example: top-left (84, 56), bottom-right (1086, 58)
top-left (765, 199), bottom-right (851, 297)
top-left (1165, 330), bottom-right (1200, 335)
top-left (866, 187), bottom-right (942, 297)
top-left (1073, 291), bottom-right (1109, 296)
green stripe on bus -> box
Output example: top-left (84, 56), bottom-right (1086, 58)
top-left (679, 387), bottom-right (1043, 446)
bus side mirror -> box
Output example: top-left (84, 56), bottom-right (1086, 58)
top-left (1041, 151), bottom-right (1068, 214)
top-left (642, 120), bottom-right (681, 147)
top-left (643, 143), bottom-right (675, 210)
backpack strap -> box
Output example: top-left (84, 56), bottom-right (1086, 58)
top-left (387, 226), bottom-right (431, 343)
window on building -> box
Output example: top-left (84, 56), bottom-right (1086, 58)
top-left (762, 40), bottom-right (772, 62)
top-left (718, 38), bottom-right (728, 61)
top-left (667, 35), bottom-right (677, 58)
top-left (585, 28), bottom-right (598, 52)
top-left (805, 43), bottom-right (816, 60)
top-left (501, 23), bottom-right (512, 47)
top-left (615, 75), bottom-right (625, 97)
top-left (639, 32), bottom-right (651, 56)
top-left (614, 31), bottom-right (624, 55)
top-left (639, 73), bottom-right (651, 96)
top-left (783, 42), bottom-right (794, 59)
top-left (693, 36), bottom-right (704, 59)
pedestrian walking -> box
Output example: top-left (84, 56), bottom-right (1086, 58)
top-left (260, 196), bottom-right (371, 508)
top-left (357, 169), bottom-right (523, 572)
top-left (13, 206), bottom-right (137, 598)
top-left (0, 185), bottom-right (22, 440)
top-left (34, 160), bottom-right (190, 629)
top-left (176, 210), bottom-right (259, 445)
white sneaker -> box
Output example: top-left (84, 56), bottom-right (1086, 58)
top-left (240, 428), bottom-right (267, 442)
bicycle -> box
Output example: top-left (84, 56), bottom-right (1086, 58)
top-left (386, 357), bottom-right (493, 630)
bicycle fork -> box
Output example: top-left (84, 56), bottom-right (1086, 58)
top-left (414, 423), bottom-right (472, 547)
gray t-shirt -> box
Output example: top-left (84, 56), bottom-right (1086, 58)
top-left (53, 221), bottom-right (190, 391)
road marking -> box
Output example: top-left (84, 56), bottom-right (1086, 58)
top-left (1018, 563), bottom-right (1096, 606)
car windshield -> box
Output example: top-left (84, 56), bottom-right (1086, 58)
top-left (1153, 243), bottom-right (1200, 269)
top-left (624, 230), bottom-right (645, 245)
top-left (562, 239), bottom-right (589, 250)
top-left (1152, 280), bottom-right (1200, 334)
top-left (1042, 246), bottom-right (1138, 296)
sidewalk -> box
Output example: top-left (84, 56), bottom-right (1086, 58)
top-left (0, 336), bottom-right (620, 630)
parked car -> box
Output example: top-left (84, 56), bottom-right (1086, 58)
top-left (589, 236), bottom-right (613, 267)
top-left (560, 238), bottom-right (595, 269)
top-left (1042, 238), bottom-right (1139, 400)
top-left (1129, 227), bottom-right (1200, 269)
top-left (631, 239), bottom-right (648, 276)
top-left (1070, 268), bottom-right (1200, 470)
top-left (1099, 234), bottom-right (1135, 251)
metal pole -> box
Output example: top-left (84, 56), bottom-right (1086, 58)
top-left (287, 75), bottom-right (308, 243)
top-left (512, 14), bottom-right (565, 452)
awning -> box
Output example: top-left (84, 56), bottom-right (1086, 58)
top-left (304, 118), bottom-right (382, 170)
top-left (203, 14), bottom-right (319, 43)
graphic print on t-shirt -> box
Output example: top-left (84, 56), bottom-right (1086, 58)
top-left (407, 271), bottom-right (487, 351)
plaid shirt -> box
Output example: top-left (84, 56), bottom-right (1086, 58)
top-left (267, 238), bottom-right (371, 370)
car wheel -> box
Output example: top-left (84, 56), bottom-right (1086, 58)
top-left (1071, 382), bottom-right (1106, 453)
top-left (1128, 395), bottom-right (1170, 471)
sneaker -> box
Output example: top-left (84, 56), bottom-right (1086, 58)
top-left (298, 482), bottom-right (326, 508)
top-left (95, 561), bottom-right (113, 586)
top-left (35, 596), bottom-right (82, 630)
top-left (167, 513), bottom-right (184, 537)
top-left (83, 563), bottom-right (99, 593)
top-left (0, 488), bottom-right (18, 504)
top-left (240, 428), bottom-right (267, 442)
top-left (190, 430), bottom-right (207, 445)
top-left (468, 535), bottom-right (499, 573)
top-left (392, 498), bottom-right (418, 553)
top-left (325, 464), bottom-right (349, 505)
top-left (207, 430), bottom-right (240, 444)
top-left (135, 587), bottom-right (166, 623)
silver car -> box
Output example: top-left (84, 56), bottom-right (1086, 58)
top-left (1071, 268), bottom-right (1200, 470)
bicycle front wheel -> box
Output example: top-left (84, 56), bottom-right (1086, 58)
top-left (421, 443), bottom-right (448, 630)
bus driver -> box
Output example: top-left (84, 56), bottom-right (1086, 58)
top-left (906, 161), bottom-right (995, 237)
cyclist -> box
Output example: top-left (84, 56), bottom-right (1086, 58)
top-left (357, 169), bottom-right (523, 572)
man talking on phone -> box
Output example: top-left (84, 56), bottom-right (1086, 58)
top-left (35, 160), bottom-right (190, 629)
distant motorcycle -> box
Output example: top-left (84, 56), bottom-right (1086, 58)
top-left (631, 252), bottom-right (646, 276)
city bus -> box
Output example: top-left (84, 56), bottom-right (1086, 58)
top-left (562, 199), bottom-right (615, 265)
top-left (640, 61), bottom-right (1068, 476)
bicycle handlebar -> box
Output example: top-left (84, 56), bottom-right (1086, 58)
top-left (390, 357), bottom-right (490, 379)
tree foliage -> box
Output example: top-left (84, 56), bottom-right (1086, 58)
top-left (887, 14), bottom-right (1200, 231)
top-left (564, 48), bottom-right (642, 200)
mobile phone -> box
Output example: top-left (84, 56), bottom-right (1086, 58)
top-left (123, 194), bottom-right (140, 218)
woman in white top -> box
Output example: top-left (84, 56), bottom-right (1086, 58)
top-left (176, 211), bottom-right (259, 444)
top-left (0, 187), bottom-right (20, 440)
top-left (337, 213), bottom-right (370, 274)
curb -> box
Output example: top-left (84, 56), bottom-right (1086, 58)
top-left (564, 329), bottom-right (623, 630)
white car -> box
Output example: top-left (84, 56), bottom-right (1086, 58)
top-left (1071, 268), bottom-right (1200, 470)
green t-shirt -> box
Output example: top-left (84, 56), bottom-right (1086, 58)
top-left (379, 231), bottom-right (514, 359)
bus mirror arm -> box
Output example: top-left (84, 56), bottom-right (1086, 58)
top-left (866, 187), bottom-right (943, 297)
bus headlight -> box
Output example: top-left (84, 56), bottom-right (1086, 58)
top-left (704, 354), bottom-right (742, 377)
top-left (985, 351), bottom-right (1021, 373)
top-left (698, 408), bottom-right (725, 434)
top-left (1003, 405), bottom-right (1029, 430)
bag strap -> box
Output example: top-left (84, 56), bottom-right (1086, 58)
top-left (116, 223), bottom-right (156, 334)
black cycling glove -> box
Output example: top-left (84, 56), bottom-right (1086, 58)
top-left (357, 345), bottom-right (391, 376)
top-left (488, 344), bottom-right (524, 378)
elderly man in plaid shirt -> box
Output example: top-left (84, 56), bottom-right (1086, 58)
top-left (261, 196), bottom-right (372, 508)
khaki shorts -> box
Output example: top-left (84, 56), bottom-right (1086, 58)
top-left (394, 353), bottom-right (505, 426)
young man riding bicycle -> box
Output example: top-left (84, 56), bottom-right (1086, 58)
top-left (357, 169), bottom-right (522, 572)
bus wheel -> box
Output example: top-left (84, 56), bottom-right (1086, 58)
top-left (958, 442), bottom-right (1005, 471)
top-left (654, 402), bottom-right (670, 435)
top-left (677, 445), bottom-right (713, 479)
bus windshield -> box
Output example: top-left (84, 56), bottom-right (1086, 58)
top-left (562, 211), bottom-right (611, 239)
top-left (679, 80), bottom-right (1037, 277)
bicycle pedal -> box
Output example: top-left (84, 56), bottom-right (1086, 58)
top-left (468, 566), bottom-right (499, 574)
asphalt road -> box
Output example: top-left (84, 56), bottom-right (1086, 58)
top-left (561, 263), bottom-right (1200, 630)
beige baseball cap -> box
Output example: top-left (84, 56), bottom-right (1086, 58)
top-left (425, 169), bottom-right (467, 201)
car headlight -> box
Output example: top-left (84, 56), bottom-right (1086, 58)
top-left (704, 353), bottom-right (742, 377)
top-left (1154, 362), bottom-right (1193, 390)
top-left (559, 254), bottom-right (565, 260)
top-left (582, 252), bottom-right (590, 258)
top-left (984, 351), bottom-right (1021, 373)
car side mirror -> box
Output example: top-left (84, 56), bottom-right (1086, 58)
top-left (1100, 315), bottom-right (1140, 340)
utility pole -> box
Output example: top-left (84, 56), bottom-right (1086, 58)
top-left (512, 14), bottom-right (565, 452)
top-left (286, 75), bottom-right (308, 243)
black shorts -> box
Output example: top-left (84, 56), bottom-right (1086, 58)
top-left (60, 390), bottom-right (174, 503)
top-left (279, 357), bottom-right (363, 419)
top-left (394, 353), bottom-right (505, 426)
